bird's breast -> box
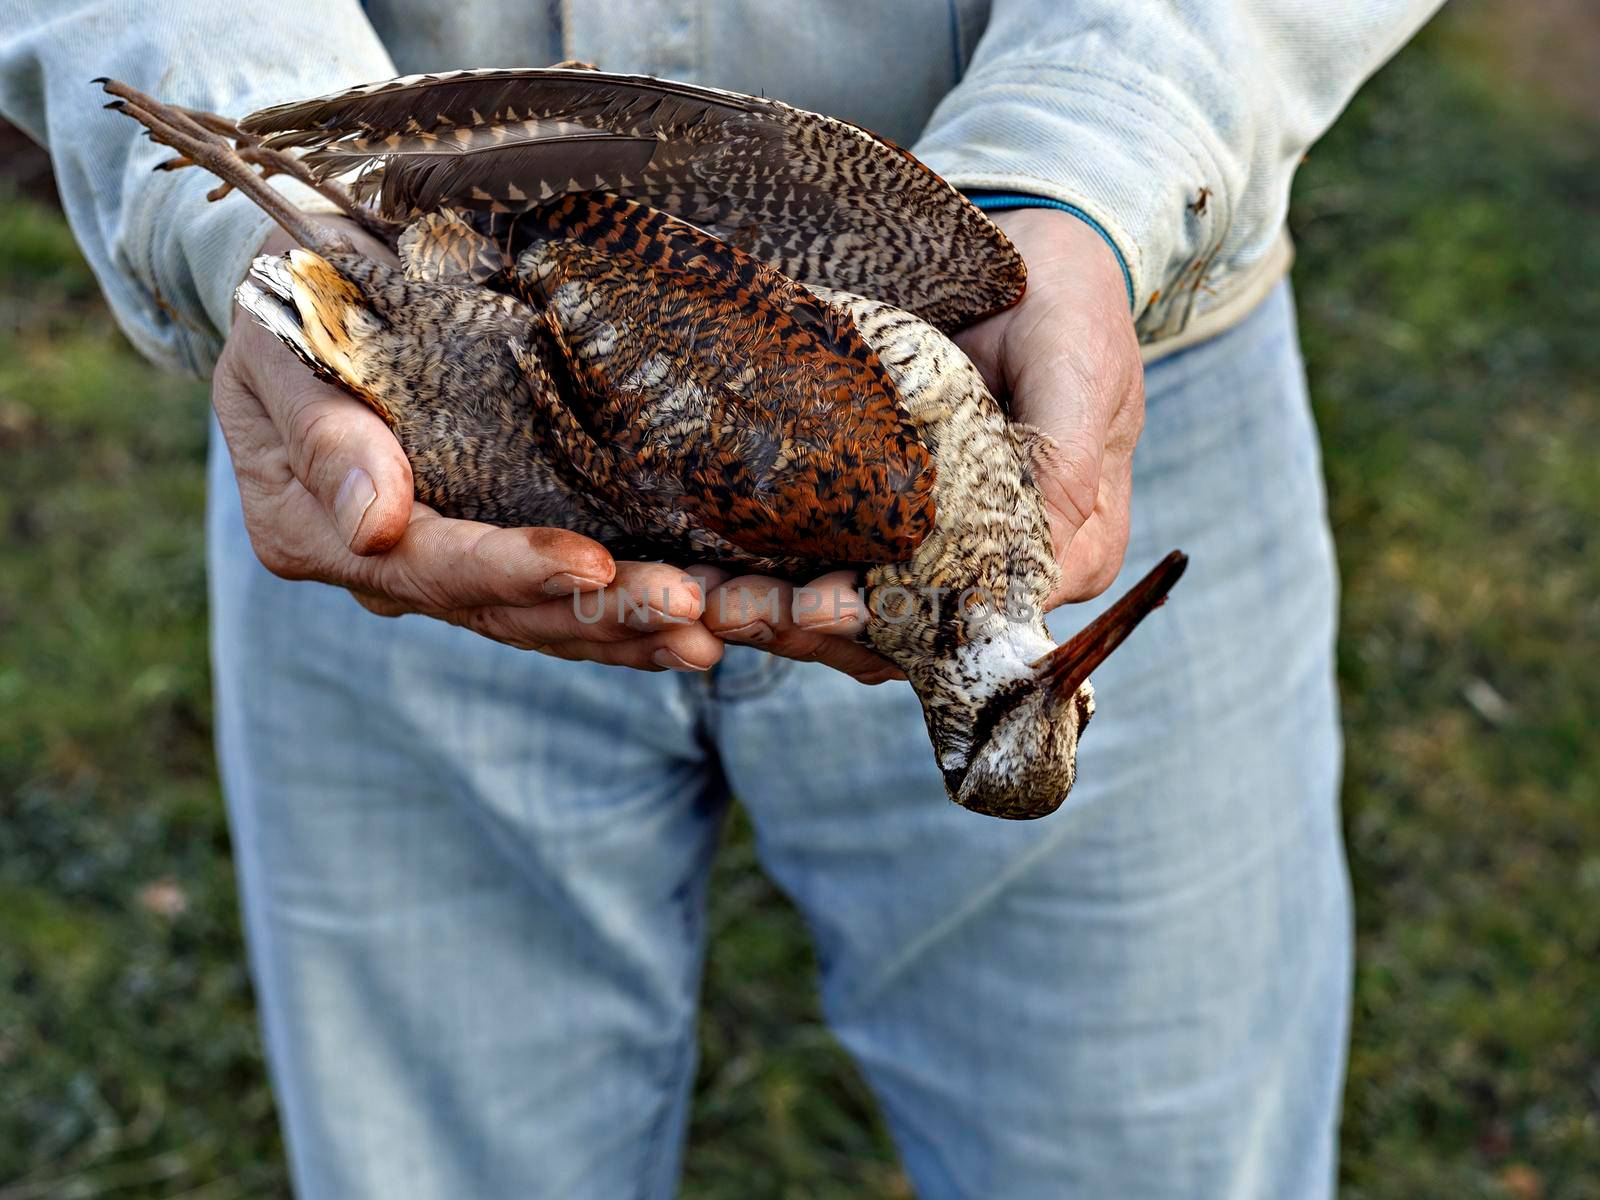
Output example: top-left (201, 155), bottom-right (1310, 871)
top-left (812, 288), bottom-right (1058, 673)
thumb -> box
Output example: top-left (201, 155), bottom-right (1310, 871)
top-left (240, 319), bottom-right (414, 555)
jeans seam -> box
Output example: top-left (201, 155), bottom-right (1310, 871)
top-left (633, 825), bottom-right (714, 1198)
top-left (633, 1007), bottom-right (694, 1198)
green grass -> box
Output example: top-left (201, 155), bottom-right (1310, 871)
top-left (1293, 23), bottom-right (1600, 1199)
top-left (2, 10), bottom-right (1597, 1197)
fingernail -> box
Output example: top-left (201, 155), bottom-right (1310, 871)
top-left (651, 648), bottom-right (708, 672)
top-left (334, 467), bottom-right (376, 549)
top-left (719, 620), bottom-right (775, 645)
top-left (542, 571), bottom-right (609, 596)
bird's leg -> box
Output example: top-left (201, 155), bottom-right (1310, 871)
top-left (97, 79), bottom-right (391, 255)
top-left (100, 78), bottom-right (346, 255)
top-left (169, 101), bottom-right (399, 244)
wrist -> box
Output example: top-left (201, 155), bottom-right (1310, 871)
top-left (966, 192), bottom-right (1135, 312)
top-left (989, 208), bottom-right (1136, 336)
top-left (256, 213), bottom-right (387, 261)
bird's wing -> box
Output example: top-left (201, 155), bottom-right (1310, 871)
top-left (239, 67), bottom-right (1025, 332)
top-left (512, 193), bottom-right (936, 567)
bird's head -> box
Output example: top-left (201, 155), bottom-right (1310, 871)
top-left (928, 551), bottom-right (1187, 820)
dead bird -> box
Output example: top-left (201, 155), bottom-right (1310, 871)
top-left (101, 68), bottom-right (1185, 819)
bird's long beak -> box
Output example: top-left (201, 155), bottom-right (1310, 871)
top-left (1033, 551), bottom-right (1189, 697)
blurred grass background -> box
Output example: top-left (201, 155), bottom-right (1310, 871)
top-left (1, 3), bottom-right (1597, 1196)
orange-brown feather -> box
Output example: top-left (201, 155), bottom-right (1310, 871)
top-left (511, 194), bottom-right (937, 565)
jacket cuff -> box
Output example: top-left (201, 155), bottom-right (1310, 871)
top-left (114, 65), bottom-right (394, 374)
top-left (121, 167), bottom-right (339, 374)
top-left (915, 61), bottom-right (1233, 342)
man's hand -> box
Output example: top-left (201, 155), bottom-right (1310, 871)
top-left (702, 207), bottom-right (1145, 678)
top-left (955, 207), bottom-right (1145, 607)
top-left (214, 222), bottom-right (724, 672)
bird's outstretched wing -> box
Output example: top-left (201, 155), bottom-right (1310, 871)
top-left (239, 67), bottom-right (1025, 332)
top-left (510, 193), bottom-right (937, 568)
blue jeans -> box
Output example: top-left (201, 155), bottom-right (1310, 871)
top-left (208, 281), bottom-right (1350, 1199)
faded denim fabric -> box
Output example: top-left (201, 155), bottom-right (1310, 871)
top-left (206, 281), bottom-right (1352, 1198)
top-left (2, 0), bottom-right (1439, 366)
top-left (0, 4), bottom-right (1374, 1192)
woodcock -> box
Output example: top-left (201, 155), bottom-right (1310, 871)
top-left (101, 67), bottom-right (1187, 820)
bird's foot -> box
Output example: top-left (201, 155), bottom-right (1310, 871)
top-left (96, 79), bottom-right (396, 252)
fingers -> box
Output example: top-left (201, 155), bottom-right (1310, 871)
top-left (703, 572), bottom-right (904, 684)
top-left (469, 621), bottom-right (727, 672)
top-left (376, 569), bottom-right (722, 670)
top-left (1050, 428), bottom-right (1135, 605)
top-left (551, 625), bottom-right (725, 672)
top-left (788, 569), bottom-right (870, 636)
top-left (324, 506), bottom-right (609, 611)
top-left (428, 560), bottom-right (709, 643)
top-left (346, 554), bottom-right (714, 668)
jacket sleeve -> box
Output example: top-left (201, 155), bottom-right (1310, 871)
top-left (912, 0), bottom-right (1442, 342)
top-left (0, 0), bottom-right (395, 375)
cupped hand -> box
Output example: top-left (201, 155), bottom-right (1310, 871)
top-left (704, 206), bottom-right (1146, 680)
top-left (955, 207), bottom-right (1144, 607)
top-left (215, 221), bottom-right (723, 672)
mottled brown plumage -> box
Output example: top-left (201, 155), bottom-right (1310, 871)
top-left (511, 193), bottom-right (935, 567)
top-left (240, 66), bottom-right (1026, 333)
top-left (102, 70), bottom-right (1184, 820)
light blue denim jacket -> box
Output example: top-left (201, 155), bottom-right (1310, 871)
top-left (1, 0), bottom-right (1438, 374)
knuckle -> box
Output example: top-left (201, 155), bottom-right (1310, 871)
top-left (386, 559), bottom-right (447, 612)
top-left (1046, 472), bottom-right (1098, 533)
top-left (460, 608), bottom-right (500, 639)
top-left (455, 607), bottom-right (520, 647)
top-left (534, 641), bottom-right (583, 662)
top-left (780, 637), bottom-right (831, 666)
top-left (712, 578), bottom-right (783, 627)
top-left (467, 526), bottom-right (530, 589)
top-left (289, 403), bottom-right (346, 487)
